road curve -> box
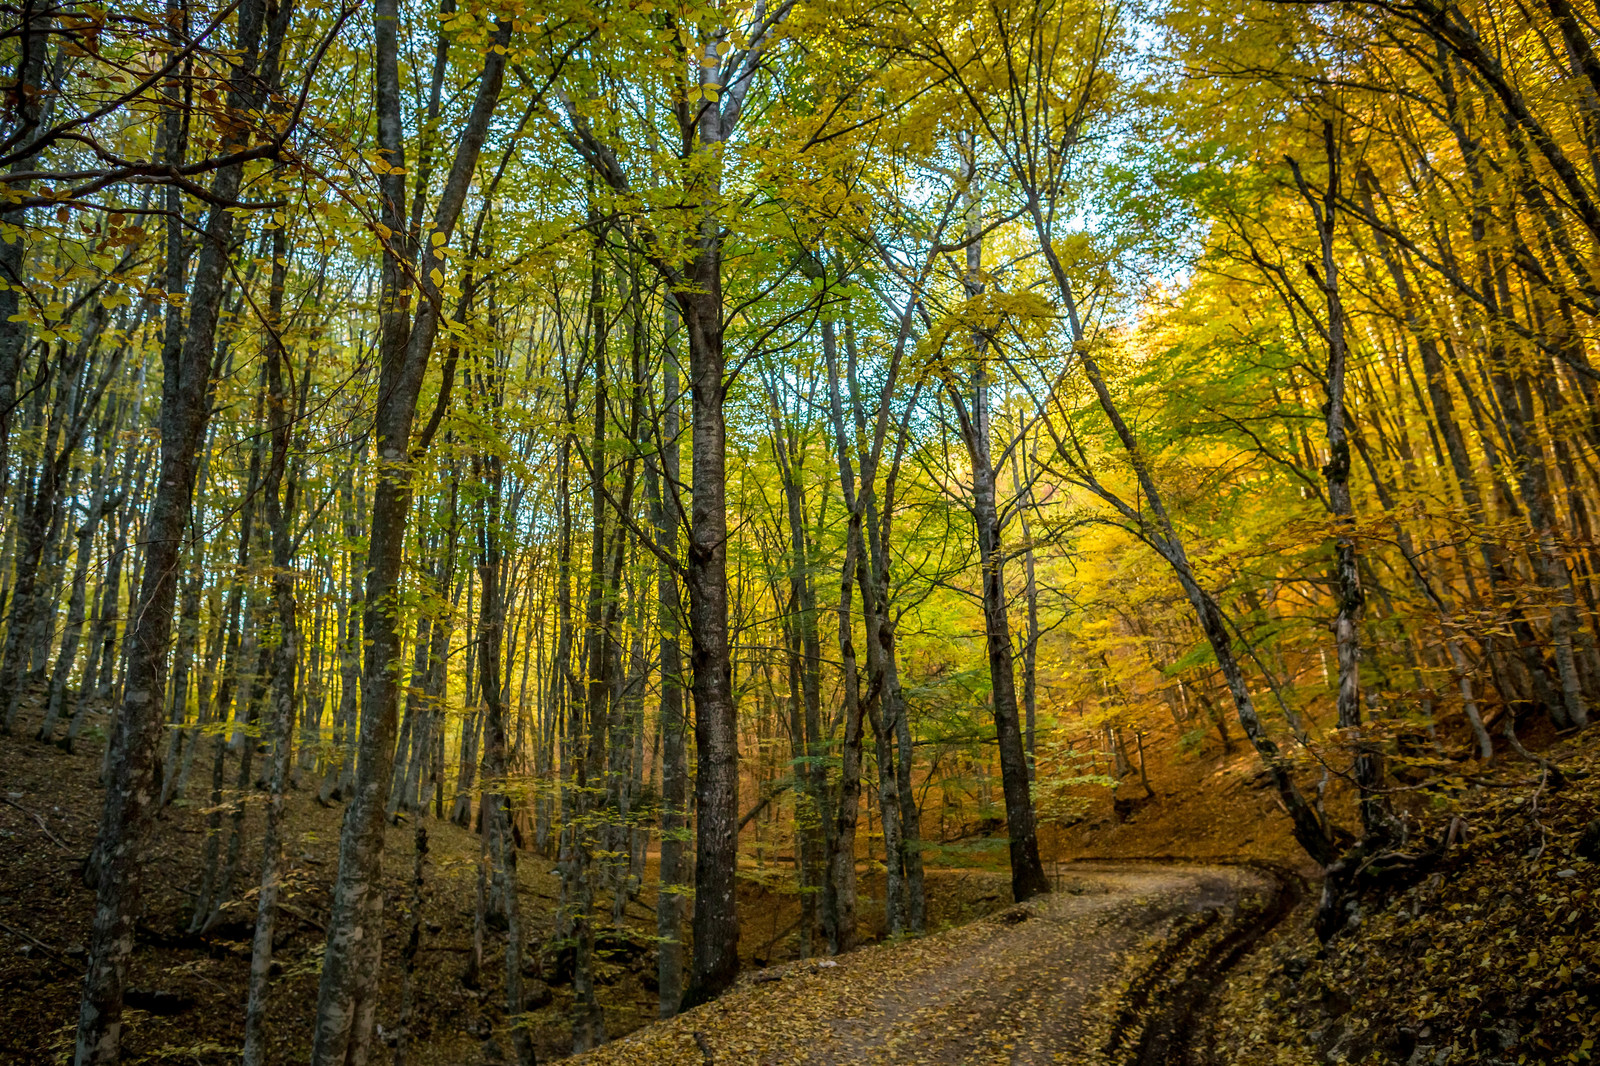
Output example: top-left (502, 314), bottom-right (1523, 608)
top-left (577, 862), bottom-right (1289, 1066)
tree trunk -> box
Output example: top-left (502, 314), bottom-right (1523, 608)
top-left (242, 226), bottom-right (299, 1066)
top-left (676, 276), bottom-right (741, 1008)
top-left (1009, 448), bottom-right (1041, 773)
top-left (73, 0), bottom-right (278, 1057)
top-left (476, 445), bottom-right (537, 1066)
top-left (652, 314), bottom-right (688, 1014)
top-left (1293, 131), bottom-right (1388, 837)
top-left (952, 171), bottom-right (1049, 903)
top-left (821, 317), bottom-right (864, 955)
top-left (309, 8), bottom-right (513, 1061)
top-left (38, 482), bottom-right (119, 742)
top-left (0, 4), bottom-right (52, 496)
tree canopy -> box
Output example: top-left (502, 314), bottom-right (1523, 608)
top-left (1, 0), bottom-right (1597, 1059)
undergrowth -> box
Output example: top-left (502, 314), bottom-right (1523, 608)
top-left (1214, 731), bottom-right (1600, 1065)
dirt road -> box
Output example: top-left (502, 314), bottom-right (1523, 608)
top-left (578, 862), bottom-right (1294, 1066)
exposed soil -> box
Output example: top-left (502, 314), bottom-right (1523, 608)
top-left (1105, 861), bottom-right (1302, 1066)
top-left (571, 862), bottom-right (1284, 1066)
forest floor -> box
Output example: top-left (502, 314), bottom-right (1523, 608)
top-left (571, 728), bottom-right (1600, 1066)
top-left (568, 862), bottom-right (1290, 1066)
top-left (1036, 715), bottom-right (1358, 870)
top-left (1209, 727), bottom-right (1600, 1066)
top-left (0, 699), bottom-right (1018, 1065)
top-left (5, 693), bottom-right (1593, 1066)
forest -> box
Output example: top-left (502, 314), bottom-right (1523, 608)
top-left (0, 0), bottom-right (1597, 1063)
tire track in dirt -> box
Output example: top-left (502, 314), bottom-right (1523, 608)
top-left (575, 862), bottom-right (1294, 1066)
top-left (1096, 859), bottom-right (1305, 1066)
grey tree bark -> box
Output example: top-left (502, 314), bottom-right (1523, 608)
top-left (474, 439), bottom-right (537, 1066)
top-left (819, 316), bottom-right (869, 953)
top-left (944, 168), bottom-right (1049, 902)
top-left (73, 0), bottom-right (282, 1057)
top-left (38, 474), bottom-right (122, 741)
top-left (1292, 128), bottom-right (1390, 838)
top-left (308, 9), bottom-right (514, 1061)
top-left (554, 8), bottom-right (798, 1004)
top-left (241, 224), bottom-right (299, 1066)
top-left (652, 303), bottom-right (688, 1014)
top-left (0, 1), bottom-right (52, 494)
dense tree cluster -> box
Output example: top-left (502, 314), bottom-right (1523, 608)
top-left (0, 0), bottom-right (1594, 1060)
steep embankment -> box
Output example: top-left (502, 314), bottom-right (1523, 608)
top-left (0, 717), bottom-right (593, 1065)
top-left (1211, 729), bottom-right (1600, 1065)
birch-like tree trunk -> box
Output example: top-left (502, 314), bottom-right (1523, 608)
top-left (1293, 126), bottom-right (1390, 838)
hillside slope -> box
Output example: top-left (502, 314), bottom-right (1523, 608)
top-left (0, 705), bottom-right (1008, 1064)
top-left (1211, 730), bottom-right (1600, 1065)
top-left (6, 701), bottom-right (1590, 1065)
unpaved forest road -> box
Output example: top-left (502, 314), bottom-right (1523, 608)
top-left (582, 862), bottom-right (1297, 1066)
top-left (799, 863), bottom-right (1287, 1066)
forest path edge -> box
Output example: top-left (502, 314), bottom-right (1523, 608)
top-left (573, 861), bottom-right (1290, 1066)
top-left (1090, 858), bottom-right (1306, 1066)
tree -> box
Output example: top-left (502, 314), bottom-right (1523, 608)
top-left (308, 5), bottom-right (516, 1061)
top-left (541, 0), bottom-right (799, 1005)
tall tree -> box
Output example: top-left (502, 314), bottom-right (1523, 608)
top-left (71, 0), bottom-right (290, 1058)
top-left (308, 6), bottom-right (515, 1061)
top-left (549, 1), bottom-right (798, 1004)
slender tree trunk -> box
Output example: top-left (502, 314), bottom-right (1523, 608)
top-left (1009, 449), bottom-right (1040, 773)
top-left (2, 340), bottom-right (85, 732)
top-left (967, 429), bottom-right (1049, 901)
top-left (386, 609), bottom-right (432, 821)
top-left (558, 18), bottom-right (795, 1003)
top-left (0, 2), bottom-right (53, 494)
top-left (1019, 127), bottom-right (1337, 866)
top-left (1294, 133), bottom-right (1387, 836)
top-left (310, 10), bottom-right (513, 1060)
top-left (174, 583), bottom-right (226, 799)
top-left (952, 171), bottom-right (1049, 902)
top-left (768, 380), bottom-right (826, 952)
top-left (566, 233), bottom-right (610, 1052)
top-left (242, 227), bottom-right (299, 1066)
top-left (392, 825), bottom-right (427, 1066)
top-left (476, 446), bottom-right (537, 1066)
top-left (821, 316), bottom-right (865, 953)
top-left (824, 530), bottom-right (863, 954)
top-left (399, 547), bottom-right (454, 819)
top-left (652, 315), bottom-right (688, 1015)
top-left (189, 477), bottom-right (258, 931)
top-left (155, 532), bottom-right (205, 796)
top-left (74, 0), bottom-right (279, 1056)
top-left (39, 483), bottom-right (119, 741)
